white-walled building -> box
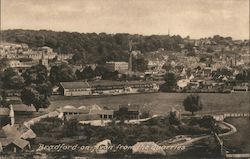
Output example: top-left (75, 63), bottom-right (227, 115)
top-left (105, 61), bottom-right (129, 72)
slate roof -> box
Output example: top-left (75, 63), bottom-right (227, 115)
top-left (0, 108), bottom-right (10, 116)
top-left (13, 104), bottom-right (36, 112)
top-left (60, 82), bottom-right (90, 89)
top-left (2, 124), bottom-right (21, 138)
top-left (0, 124), bottom-right (30, 149)
top-left (13, 138), bottom-right (29, 149)
top-left (20, 129), bottom-right (36, 140)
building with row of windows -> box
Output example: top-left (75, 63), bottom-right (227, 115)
top-left (105, 61), bottom-right (129, 72)
top-left (59, 80), bottom-right (161, 97)
top-left (59, 104), bottom-right (114, 121)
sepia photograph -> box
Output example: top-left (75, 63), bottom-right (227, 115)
top-left (0, 0), bottom-right (249, 158)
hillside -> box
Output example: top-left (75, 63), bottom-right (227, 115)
top-left (1, 29), bottom-right (184, 63)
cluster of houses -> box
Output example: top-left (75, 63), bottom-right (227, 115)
top-left (58, 104), bottom-right (141, 123)
top-left (0, 42), bottom-right (73, 73)
top-left (0, 102), bottom-right (142, 152)
top-left (0, 104), bottom-right (36, 152)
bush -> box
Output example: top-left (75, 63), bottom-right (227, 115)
top-left (31, 117), bottom-right (63, 136)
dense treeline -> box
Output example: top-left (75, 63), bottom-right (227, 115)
top-left (2, 29), bottom-right (184, 63)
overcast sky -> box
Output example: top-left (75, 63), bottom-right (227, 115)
top-left (1, 0), bottom-right (249, 39)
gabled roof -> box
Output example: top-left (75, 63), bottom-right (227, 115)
top-left (20, 129), bottom-right (36, 140)
top-left (0, 124), bottom-right (30, 149)
top-left (60, 82), bottom-right (90, 89)
top-left (0, 108), bottom-right (10, 116)
top-left (89, 109), bottom-right (114, 115)
top-left (66, 114), bottom-right (99, 121)
top-left (0, 130), bottom-right (7, 138)
top-left (2, 124), bottom-right (21, 139)
top-left (62, 108), bottom-right (89, 114)
top-left (89, 104), bottom-right (102, 111)
top-left (13, 104), bottom-right (36, 112)
top-left (61, 105), bottom-right (89, 114)
top-left (0, 138), bottom-right (12, 146)
top-left (63, 105), bottom-right (76, 109)
top-left (12, 138), bottom-right (29, 149)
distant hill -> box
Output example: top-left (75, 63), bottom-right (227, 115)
top-left (1, 29), bottom-right (184, 63)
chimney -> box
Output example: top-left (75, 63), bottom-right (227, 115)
top-left (9, 104), bottom-right (15, 127)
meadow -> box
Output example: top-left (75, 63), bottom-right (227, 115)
top-left (49, 92), bottom-right (250, 115)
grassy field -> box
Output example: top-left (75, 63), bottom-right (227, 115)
top-left (49, 92), bottom-right (250, 115)
top-left (223, 117), bottom-right (250, 153)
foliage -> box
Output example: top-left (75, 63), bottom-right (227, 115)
top-left (132, 57), bottom-right (148, 72)
top-left (22, 64), bottom-right (48, 84)
top-left (31, 117), bottom-right (63, 136)
top-left (50, 63), bottom-right (76, 85)
top-left (2, 29), bottom-right (186, 64)
top-left (21, 85), bottom-right (50, 111)
top-left (139, 110), bottom-right (150, 119)
top-left (20, 64), bottom-right (52, 111)
top-left (71, 50), bottom-right (88, 66)
top-left (189, 115), bottom-right (216, 131)
top-left (1, 68), bottom-right (25, 89)
top-left (206, 47), bottom-right (214, 53)
top-left (32, 115), bottom-right (215, 146)
top-left (0, 93), bottom-right (10, 108)
top-left (169, 111), bottom-right (180, 125)
top-left (76, 65), bottom-right (119, 80)
top-left (160, 72), bottom-right (177, 92)
top-left (183, 94), bottom-right (203, 115)
top-left (235, 69), bottom-right (250, 82)
top-left (199, 115), bottom-right (216, 130)
top-left (114, 107), bottom-right (130, 122)
top-left (62, 119), bottom-right (79, 137)
top-left (0, 59), bottom-right (8, 69)
top-left (77, 66), bottom-right (95, 80)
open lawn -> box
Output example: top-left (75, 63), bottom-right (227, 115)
top-left (49, 92), bottom-right (250, 115)
top-left (223, 117), bottom-right (250, 153)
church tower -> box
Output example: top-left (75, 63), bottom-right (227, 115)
top-left (128, 40), bottom-right (133, 77)
top-left (40, 52), bottom-right (48, 68)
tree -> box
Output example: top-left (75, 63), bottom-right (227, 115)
top-left (132, 57), bottom-right (148, 72)
top-left (114, 107), bottom-right (130, 123)
top-left (21, 85), bottom-right (50, 111)
top-left (169, 111), bottom-right (180, 125)
top-left (22, 64), bottom-right (48, 84)
top-left (1, 68), bottom-right (25, 89)
top-left (21, 64), bottom-right (52, 111)
top-left (235, 69), bottom-right (250, 82)
top-left (206, 47), bottom-right (214, 53)
top-left (160, 72), bottom-right (177, 92)
top-left (2, 29), bottom-right (185, 63)
top-left (36, 82), bottom-right (52, 98)
top-left (82, 66), bottom-right (95, 79)
top-left (71, 50), bottom-right (88, 66)
top-left (0, 59), bottom-right (8, 68)
top-left (8, 75), bottom-right (25, 89)
top-left (50, 63), bottom-right (76, 85)
top-left (183, 94), bottom-right (203, 115)
top-left (199, 115), bottom-right (216, 131)
top-left (0, 93), bottom-right (10, 108)
top-left (94, 66), bottom-right (118, 80)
